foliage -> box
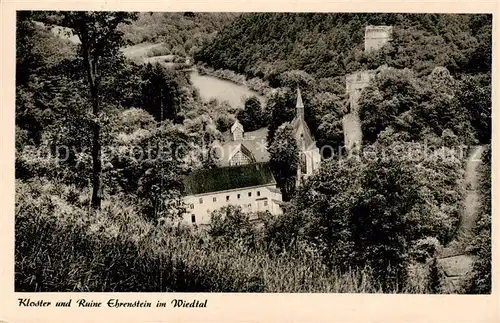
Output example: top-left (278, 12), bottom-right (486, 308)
top-left (14, 179), bottom-right (391, 292)
top-left (359, 66), bottom-right (476, 145)
top-left (260, 202), bottom-right (307, 254)
top-left (119, 12), bottom-right (237, 56)
top-left (196, 13), bottom-right (491, 80)
top-left (268, 123), bottom-right (299, 201)
top-left (15, 11), bottom-right (491, 294)
top-left (49, 11), bottom-right (138, 209)
top-left (16, 12), bottom-right (77, 86)
top-left (237, 96), bottom-right (264, 131)
top-left (208, 205), bottom-right (259, 251)
top-left (265, 88), bottom-right (296, 143)
top-left (140, 62), bottom-right (188, 122)
top-left (427, 256), bottom-right (444, 293)
top-left (294, 158), bottom-right (364, 270)
top-left (410, 237), bottom-right (442, 263)
top-left (456, 73), bottom-right (491, 144)
top-left (462, 145), bottom-right (491, 293)
top-left (293, 136), bottom-right (466, 291)
top-left (16, 179), bottom-right (445, 292)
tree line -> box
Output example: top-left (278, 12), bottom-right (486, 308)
top-left (15, 11), bottom-right (491, 293)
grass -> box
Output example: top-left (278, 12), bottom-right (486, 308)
top-left (15, 179), bottom-right (441, 293)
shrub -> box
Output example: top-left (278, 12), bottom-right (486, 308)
top-left (15, 179), bottom-right (428, 293)
top-left (461, 145), bottom-right (491, 293)
top-left (146, 44), bottom-right (172, 58)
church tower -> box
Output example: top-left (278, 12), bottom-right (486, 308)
top-left (291, 87), bottom-right (321, 187)
top-left (296, 87), bottom-right (304, 119)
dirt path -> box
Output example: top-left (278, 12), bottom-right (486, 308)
top-left (438, 146), bottom-right (484, 290)
top-left (459, 146), bottom-right (484, 234)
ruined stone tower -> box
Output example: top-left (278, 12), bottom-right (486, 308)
top-left (345, 70), bottom-right (375, 114)
top-left (364, 25), bottom-right (393, 52)
top-left (342, 25), bottom-right (393, 151)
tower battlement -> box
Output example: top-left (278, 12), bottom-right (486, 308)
top-left (364, 25), bottom-right (393, 52)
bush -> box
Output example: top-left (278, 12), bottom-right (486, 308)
top-left (146, 44), bottom-right (172, 58)
top-left (15, 179), bottom-right (429, 293)
top-left (461, 145), bottom-right (491, 293)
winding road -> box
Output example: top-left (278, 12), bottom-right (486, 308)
top-left (438, 145), bottom-right (484, 290)
top-left (460, 146), bottom-right (485, 234)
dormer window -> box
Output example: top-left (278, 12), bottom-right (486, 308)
top-left (231, 120), bottom-right (244, 141)
top-left (233, 129), bottom-right (243, 141)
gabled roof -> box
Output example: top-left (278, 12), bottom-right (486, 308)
top-left (227, 142), bottom-right (256, 162)
top-left (183, 162), bottom-right (276, 195)
top-left (231, 120), bottom-right (244, 133)
top-left (218, 127), bottom-right (269, 166)
top-left (291, 116), bottom-right (315, 150)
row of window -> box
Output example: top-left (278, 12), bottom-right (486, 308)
top-left (190, 200), bottom-right (269, 223)
top-left (197, 190), bottom-right (261, 205)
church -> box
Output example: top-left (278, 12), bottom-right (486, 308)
top-left (182, 87), bottom-right (321, 225)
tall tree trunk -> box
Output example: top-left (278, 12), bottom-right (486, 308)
top-left (90, 83), bottom-right (102, 209)
top-left (84, 48), bottom-right (101, 210)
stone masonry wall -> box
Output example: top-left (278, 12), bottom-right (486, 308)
top-left (364, 25), bottom-right (393, 52)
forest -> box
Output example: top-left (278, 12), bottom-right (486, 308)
top-left (196, 13), bottom-right (491, 79)
top-left (15, 11), bottom-right (491, 293)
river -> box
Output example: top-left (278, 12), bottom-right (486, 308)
top-left (189, 70), bottom-right (265, 109)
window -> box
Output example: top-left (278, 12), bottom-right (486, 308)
top-left (300, 153), bottom-right (307, 174)
top-left (226, 195), bottom-right (230, 201)
top-left (190, 204), bottom-right (194, 210)
top-left (248, 203), bottom-right (252, 210)
top-left (233, 129), bottom-right (243, 141)
top-left (199, 198), bottom-right (203, 204)
top-left (237, 194), bottom-right (241, 199)
top-left (248, 192), bottom-right (252, 197)
top-left (264, 200), bottom-right (268, 207)
top-left (257, 191), bottom-right (261, 197)
top-left (191, 215), bottom-right (196, 223)
top-left (213, 197), bottom-right (217, 202)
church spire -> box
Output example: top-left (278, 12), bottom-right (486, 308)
top-left (296, 86), bottom-right (304, 119)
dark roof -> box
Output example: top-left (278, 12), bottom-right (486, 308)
top-left (218, 127), bottom-right (270, 166)
top-left (291, 116), bottom-right (316, 150)
top-left (183, 162), bottom-right (276, 195)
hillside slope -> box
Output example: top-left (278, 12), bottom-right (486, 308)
top-left (195, 13), bottom-right (491, 83)
top-left (119, 12), bottom-right (238, 57)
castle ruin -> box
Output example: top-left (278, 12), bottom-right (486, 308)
top-left (342, 26), bottom-right (393, 151)
top-left (364, 25), bottom-right (393, 52)
top-left (345, 70), bottom-right (376, 114)
top-left (342, 113), bottom-right (362, 152)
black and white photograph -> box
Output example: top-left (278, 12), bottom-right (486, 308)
top-left (13, 10), bottom-right (492, 294)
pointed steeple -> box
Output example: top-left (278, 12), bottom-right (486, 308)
top-left (296, 86), bottom-right (304, 119)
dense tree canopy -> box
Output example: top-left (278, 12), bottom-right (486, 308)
top-left (358, 66), bottom-right (476, 145)
top-left (15, 11), bottom-right (491, 293)
top-left (237, 96), bottom-right (263, 132)
top-left (119, 12), bottom-right (237, 56)
top-left (196, 13), bottom-right (491, 80)
top-left (269, 123), bottom-right (299, 201)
